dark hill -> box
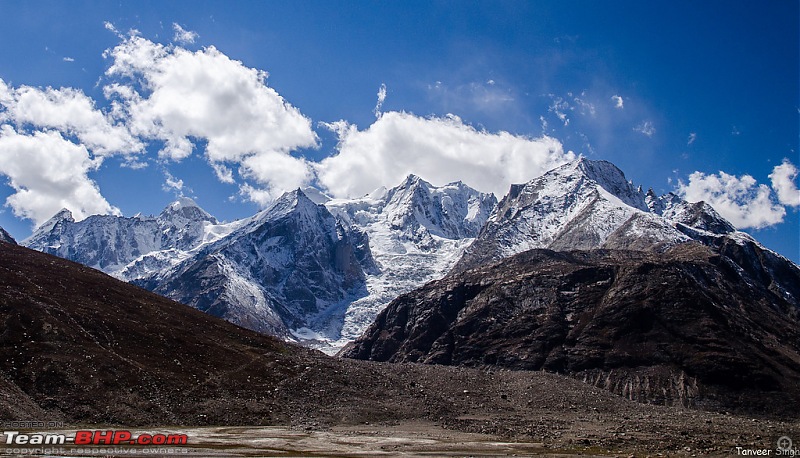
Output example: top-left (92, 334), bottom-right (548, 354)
top-left (342, 243), bottom-right (800, 416)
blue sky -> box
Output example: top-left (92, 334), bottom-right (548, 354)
top-left (0, 1), bottom-right (797, 262)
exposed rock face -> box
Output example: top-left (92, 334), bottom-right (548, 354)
top-left (141, 189), bottom-right (370, 338)
top-left (342, 243), bottom-right (800, 415)
top-left (0, 226), bottom-right (15, 244)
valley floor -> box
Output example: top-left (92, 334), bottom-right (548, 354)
top-left (5, 406), bottom-right (799, 457)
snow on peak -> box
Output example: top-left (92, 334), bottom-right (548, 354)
top-left (301, 186), bottom-right (332, 205)
top-left (367, 185), bottom-right (389, 201)
top-left (31, 208), bottom-right (75, 237)
top-left (570, 159), bottom-right (648, 211)
top-left (159, 196), bottom-right (216, 224)
top-left (171, 196), bottom-right (200, 210)
top-left (0, 226), bottom-right (15, 244)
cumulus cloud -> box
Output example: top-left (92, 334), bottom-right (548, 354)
top-left (63, 57), bottom-right (75, 62)
top-left (611, 95), bottom-right (624, 109)
top-left (316, 111), bottom-right (575, 198)
top-left (0, 126), bottom-right (120, 225)
top-left (172, 23), bottom-right (198, 44)
top-left (103, 34), bottom-right (318, 203)
top-left (678, 170), bottom-right (785, 229)
top-left (769, 159), bottom-right (800, 207)
top-left (0, 79), bottom-right (142, 156)
top-left (634, 120), bottom-right (656, 137)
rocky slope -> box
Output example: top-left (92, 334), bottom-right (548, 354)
top-left (343, 243), bottom-right (800, 416)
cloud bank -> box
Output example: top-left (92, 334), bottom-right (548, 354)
top-left (769, 159), bottom-right (800, 208)
top-left (316, 111), bottom-right (574, 198)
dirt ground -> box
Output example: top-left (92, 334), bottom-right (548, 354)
top-left (6, 408), bottom-right (800, 458)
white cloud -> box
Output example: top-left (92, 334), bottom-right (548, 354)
top-left (162, 170), bottom-right (184, 194)
top-left (63, 57), bottom-right (75, 62)
top-left (687, 132), bottom-right (697, 145)
top-left (611, 95), bottom-right (624, 109)
top-left (0, 79), bottom-right (143, 156)
top-left (103, 35), bottom-right (318, 202)
top-left (678, 170), bottom-right (785, 229)
top-left (572, 92), bottom-right (596, 117)
top-left (316, 111), bottom-right (575, 198)
top-left (373, 83), bottom-right (387, 119)
top-left (548, 96), bottom-right (570, 126)
top-left (769, 159), bottom-right (800, 207)
top-left (104, 21), bottom-right (121, 37)
top-left (634, 120), bottom-right (655, 137)
top-left (428, 80), bottom-right (515, 115)
top-left (239, 151), bottom-right (313, 203)
top-left (0, 126), bottom-right (120, 225)
top-left (172, 23), bottom-right (198, 45)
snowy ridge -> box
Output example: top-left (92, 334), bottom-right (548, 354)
top-left (454, 158), bottom-right (776, 272)
top-left (0, 226), bottom-right (15, 244)
top-left (316, 175), bottom-right (497, 352)
top-left (460, 158), bottom-right (685, 267)
top-left (24, 197), bottom-right (240, 282)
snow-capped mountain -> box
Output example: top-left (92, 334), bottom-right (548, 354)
top-left (454, 157), bottom-right (799, 305)
top-left (137, 189), bottom-right (370, 339)
top-left (24, 197), bottom-right (239, 280)
top-left (22, 158), bottom-right (799, 354)
top-left (0, 226), bottom-right (15, 244)
top-left (22, 175), bottom-right (494, 352)
top-left (321, 175), bottom-right (497, 351)
top-left (457, 158), bottom-right (734, 270)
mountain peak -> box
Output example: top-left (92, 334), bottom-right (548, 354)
top-left (170, 196), bottom-right (200, 210)
top-left (159, 197), bottom-right (216, 224)
top-left (0, 226), bottom-right (15, 244)
top-left (567, 158), bottom-right (647, 211)
top-left (32, 208), bottom-right (75, 236)
top-left (398, 173), bottom-right (430, 190)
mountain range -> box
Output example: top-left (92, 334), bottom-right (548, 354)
top-left (21, 158), bottom-right (800, 355)
top-left (11, 157), bottom-right (800, 414)
top-left (24, 173), bottom-right (495, 352)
